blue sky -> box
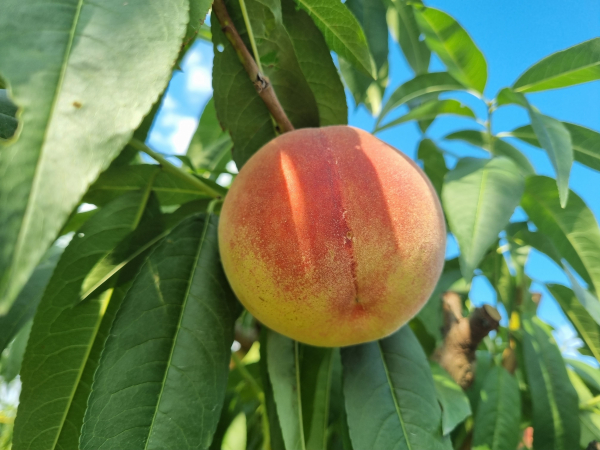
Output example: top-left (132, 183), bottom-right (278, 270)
top-left (148, 2), bottom-right (600, 357)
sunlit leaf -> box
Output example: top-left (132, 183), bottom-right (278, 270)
top-left (430, 363), bottom-right (471, 435)
top-left (388, 0), bottom-right (430, 75)
top-left (81, 214), bottom-right (241, 449)
top-left (522, 315), bottom-right (580, 450)
top-left (0, 0), bottom-right (187, 312)
top-left (566, 358), bottom-right (600, 394)
top-left (472, 366), bottom-right (521, 450)
top-left (413, 5), bottom-right (487, 93)
top-left (342, 326), bottom-right (450, 450)
top-left (443, 157), bottom-right (525, 281)
top-left (513, 38), bottom-right (600, 93)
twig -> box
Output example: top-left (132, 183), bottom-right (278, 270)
top-left (129, 138), bottom-right (223, 198)
top-left (212, 0), bottom-right (294, 133)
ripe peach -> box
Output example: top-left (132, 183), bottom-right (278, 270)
top-left (218, 126), bottom-right (446, 347)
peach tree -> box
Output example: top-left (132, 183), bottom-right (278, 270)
top-left (1, 0), bottom-right (600, 449)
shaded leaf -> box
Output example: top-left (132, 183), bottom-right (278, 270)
top-left (339, 59), bottom-right (387, 115)
top-left (0, 320), bottom-right (32, 383)
top-left (13, 191), bottom-right (154, 450)
top-left (0, 246), bottom-right (62, 355)
top-left (342, 326), bottom-right (450, 450)
top-left (513, 38), bottom-right (600, 93)
top-left (472, 366), bottom-right (521, 450)
top-left (430, 363), bottom-right (472, 435)
top-left (443, 157), bottom-right (525, 281)
top-left (521, 176), bottom-right (600, 295)
top-left (376, 99), bottom-right (475, 133)
top-left (293, 0), bottom-right (376, 78)
top-left (413, 5), bottom-right (487, 93)
top-left (81, 214), bottom-right (241, 449)
top-left (185, 0), bottom-right (212, 44)
top-left (0, 0), bottom-right (187, 312)
top-left (507, 122), bottom-right (600, 173)
top-left (377, 72), bottom-right (465, 126)
top-left (548, 284), bottom-right (600, 361)
top-left (444, 129), bottom-right (535, 175)
top-left (522, 315), bottom-right (580, 450)
top-left (0, 89), bottom-right (18, 139)
top-left (387, 0), bottom-right (430, 75)
top-left (566, 358), bottom-right (600, 394)
top-left (281, 0), bottom-right (347, 125)
top-left (528, 110), bottom-right (573, 207)
top-left (417, 138), bottom-right (447, 197)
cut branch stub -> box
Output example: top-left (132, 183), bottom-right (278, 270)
top-left (435, 292), bottom-right (501, 389)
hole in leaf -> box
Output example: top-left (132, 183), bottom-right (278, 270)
top-left (217, 43), bottom-right (225, 52)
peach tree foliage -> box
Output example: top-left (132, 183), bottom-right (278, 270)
top-left (0, 0), bottom-right (599, 449)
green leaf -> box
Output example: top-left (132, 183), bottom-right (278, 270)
top-left (212, 0), bottom-right (320, 168)
top-left (413, 5), bottom-right (487, 93)
top-left (388, 0), bottom-right (430, 75)
top-left (222, 413), bottom-right (247, 450)
top-left (0, 0), bottom-right (188, 312)
top-left (13, 191), bottom-right (154, 450)
top-left (430, 363), bottom-right (472, 435)
top-left (481, 248), bottom-right (517, 316)
top-left (472, 366), bottom-right (521, 450)
top-left (377, 72), bottom-right (466, 126)
top-left (266, 333), bottom-right (306, 450)
top-left (563, 265), bottom-right (600, 326)
top-left (548, 284), bottom-right (600, 361)
top-left (566, 358), bottom-right (600, 394)
top-left (342, 326), bottom-right (450, 450)
top-left (0, 246), bottom-right (62, 355)
top-left (507, 122), bottom-right (600, 173)
top-left (521, 176), bottom-right (600, 295)
top-left (417, 138), bottom-right (447, 198)
top-left (185, 0), bottom-right (212, 45)
top-left (84, 164), bottom-right (217, 206)
top-left (187, 97), bottom-right (233, 171)
top-left (442, 157), bottom-right (525, 281)
top-left (0, 89), bottom-right (18, 140)
top-left (495, 87), bottom-right (529, 108)
top-left (522, 315), bottom-right (580, 450)
top-left (81, 214), bottom-right (241, 449)
top-left (339, 0), bottom-right (388, 115)
top-left (376, 99), bottom-right (475, 133)
top-left (513, 38), bottom-right (600, 93)
top-left (293, 0), bottom-right (376, 78)
top-left (528, 110), bottom-right (573, 207)
top-left (59, 209), bottom-right (98, 236)
top-left (0, 320), bottom-right (32, 383)
top-left (444, 129), bottom-right (535, 175)
top-left (281, 0), bottom-right (347, 126)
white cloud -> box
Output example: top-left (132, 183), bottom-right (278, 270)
top-left (187, 65), bottom-right (212, 94)
top-left (169, 116), bottom-right (199, 154)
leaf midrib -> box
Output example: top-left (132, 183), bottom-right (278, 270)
top-left (143, 213), bottom-right (212, 449)
top-left (12, 0), bottom-right (86, 292)
top-left (514, 60), bottom-right (600, 93)
top-left (294, 341), bottom-right (307, 450)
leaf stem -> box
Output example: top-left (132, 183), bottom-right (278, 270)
top-left (212, 0), bottom-right (294, 133)
top-left (581, 395), bottom-right (600, 410)
top-left (238, 0), bottom-right (262, 73)
top-left (129, 138), bottom-right (222, 198)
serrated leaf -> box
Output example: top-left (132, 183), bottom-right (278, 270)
top-left (0, 246), bottom-right (62, 355)
top-left (443, 157), bottom-right (525, 281)
top-left (528, 110), bottom-right (573, 207)
top-left (339, 0), bottom-right (388, 115)
top-left (522, 315), bottom-right (580, 450)
top-left (444, 130), bottom-right (535, 175)
top-left (376, 99), bottom-right (475, 133)
top-left (81, 214), bottom-right (241, 449)
top-left (13, 191), bottom-right (154, 450)
top-left (507, 122), bottom-right (600, 173)
top-left (521, 176), bottom-right (600, 295)
top-left (377, 72), bottom-right (465, 126)
top-left (388, 0), bottom-right (430, 75)
top-left (83, 164), bottom-right (217, 206)
top-left (281, 0), bottom-right (347, 126)
top-left (293, 0), bottom-right (376, 78)
top-left (0, 89), bottom-right (18, 140)
top-left (417, 138), bottom-right (447, 197)
top-left (513, 38), bottom-right (600, 93)
top-left (472, 366), bottom-right (521, 450)
top-left (548, 284), bottom-right (600, 361)
top-left (0, 0), bottom-right (188, 312)
top-left (413, 5), bottom-right (487, 93)
top-left (212, 0), bottom-right (320, 168)
top-left (342, 326), bottom-right (450, 450)
top-left (430, 363), bottom-right (471, 435)
top-left (185, 0), bottom-right (212, 44)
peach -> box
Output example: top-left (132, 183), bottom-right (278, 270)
top-left (218, 126), bottom-right (446, 347)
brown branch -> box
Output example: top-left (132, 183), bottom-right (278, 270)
top-left (212, 0), bottom-right (295, 134)
top-left (434, 292), bottom-right (501, 389)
